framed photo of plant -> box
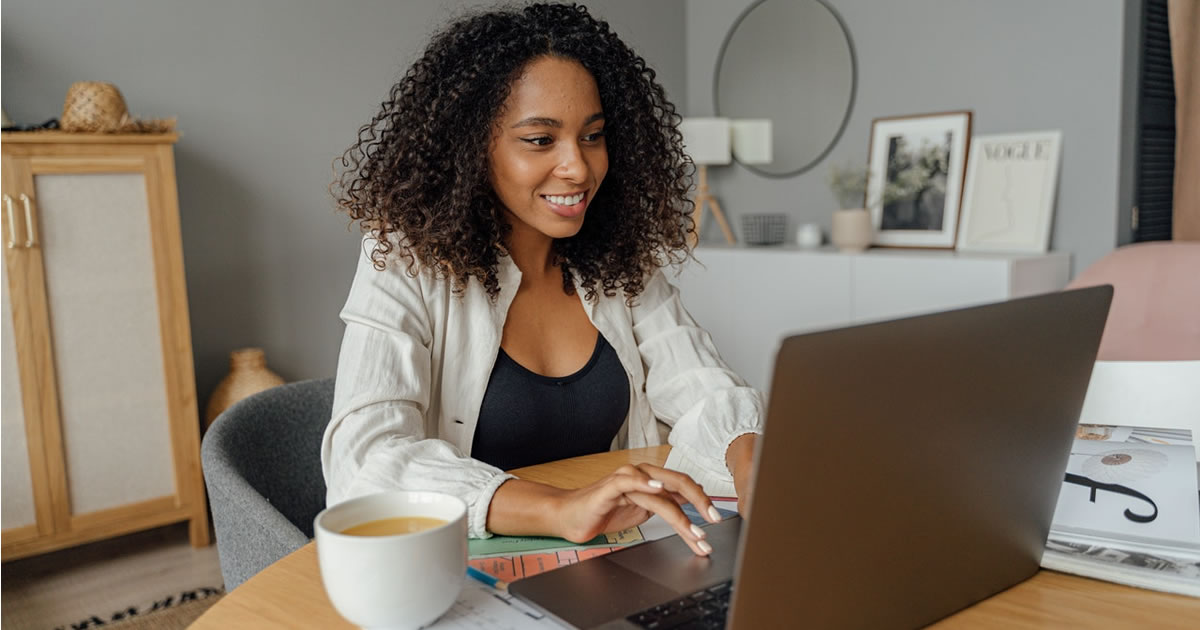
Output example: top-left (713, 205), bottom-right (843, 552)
top-left (865, 111), bottom-right (972, 248)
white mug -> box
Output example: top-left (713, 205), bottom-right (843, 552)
top-left (314, 491), bottom-right (468, 630)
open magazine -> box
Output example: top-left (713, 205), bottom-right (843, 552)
top-left (1042, 425), bottom-right (1200, 596)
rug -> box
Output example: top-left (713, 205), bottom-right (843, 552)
top-left (50, 588), bottom-right (224, 630)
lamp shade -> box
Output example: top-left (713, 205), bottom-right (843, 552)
top-left (679, 117), bottom-right (731, 165)
top-left (731, 119), bottom-right (773, 165)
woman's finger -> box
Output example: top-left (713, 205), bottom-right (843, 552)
top-left (587, 472), bottom-right (664, 506)
top-left (636, 464), bottom-right (722, 523)
top-left (623, 491), bottom-right (713, 557)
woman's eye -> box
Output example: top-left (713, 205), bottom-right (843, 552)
top-left (584, 130), bottom-right (605, 143)
top-left (521, 136), bottom-right (553, 147)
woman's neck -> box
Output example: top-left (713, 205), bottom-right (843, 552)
top-left (505, 222), bottom-right (557, 279)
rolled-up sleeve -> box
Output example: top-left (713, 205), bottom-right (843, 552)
top-left (321, 245), bottom-right (514, 538)
top-left (631, 270), bottom-right (765, 496)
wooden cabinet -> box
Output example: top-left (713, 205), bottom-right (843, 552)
top-left (675, 245), bottom-right (1071, 392)
top-left (1, 132), bottom-right (209, 560)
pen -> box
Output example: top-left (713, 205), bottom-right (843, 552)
top-left (467, 565), bottom-right (509, 591)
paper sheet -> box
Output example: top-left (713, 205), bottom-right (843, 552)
top-left (427, 579), bottom-right (562, 629)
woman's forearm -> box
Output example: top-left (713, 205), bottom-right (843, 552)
top-left (484, 478), bottom-right (568, 537)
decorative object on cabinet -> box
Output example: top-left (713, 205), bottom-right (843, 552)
top-left (828, 161), bottom-right (871, 252)
top-left (204, 347), bottom-right (286, 429)
top-left (1, 131), bottom-right (210, 561)
top-left (795, 223), bottom-right (823, 249)
top-left (59, 82), bottom-right (175, 134)
top-left (831, 208), bottom-right (872, 252)
top-left (741, 214), bottom-right (787, 246)
top-left (956, 130), bottom-right (1063, 254)
top-left (866, 111), bottom-right (972, 249)
top-left (680, 117), bottom-right (736, 244)
top-left (715, 0), bottom-right (856, 177)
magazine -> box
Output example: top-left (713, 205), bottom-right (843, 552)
top-left (1042, 425), bottom-right (1200, 596)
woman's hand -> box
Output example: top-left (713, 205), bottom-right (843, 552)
top-left (552, 464), bottom-right (722, 556)
top-left (726, 433), bottom-right (758, 516)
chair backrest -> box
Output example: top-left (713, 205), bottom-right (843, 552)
top-left (201, 377), bottom-right (334, 588)
top-left (1066, 242), bottom-right (1200, 360)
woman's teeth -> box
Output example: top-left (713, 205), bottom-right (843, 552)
top-left (545, 193), bottom-right (584, 206)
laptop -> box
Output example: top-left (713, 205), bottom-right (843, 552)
top-left (510, 286), bottom-right (1113, 629)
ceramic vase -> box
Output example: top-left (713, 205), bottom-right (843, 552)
top-left (831, 208), bottom-right (872, 253)
top-left (204, 347), bottom-right (285, 429)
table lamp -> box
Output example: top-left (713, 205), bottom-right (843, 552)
top-left (731, 119), bottom-right (773, 166)
top-left (680, 118), bottom-right (775, 244)
top-left (680, 117), bottom-right (735, 244)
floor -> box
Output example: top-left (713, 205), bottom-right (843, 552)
top-left (1, 523), bottom-right (223, 630)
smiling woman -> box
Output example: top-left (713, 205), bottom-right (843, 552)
top-left (324, 2), bottom-right (764, 560)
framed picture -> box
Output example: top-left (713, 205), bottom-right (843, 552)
top-left (956, 130), bottom-right (1063, 253)
top-left (865, 111), bottom-right (972, 248)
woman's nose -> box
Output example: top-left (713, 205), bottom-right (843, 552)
top-left (553, 142), bottom-right (588, 182)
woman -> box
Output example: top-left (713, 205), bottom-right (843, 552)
top-left (324, 2), bottom-right (762, 557)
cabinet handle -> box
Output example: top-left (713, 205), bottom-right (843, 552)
top-left (19, 194), bottom-right (36, 247)
top-left (3, 194), bottom-right (15, 249)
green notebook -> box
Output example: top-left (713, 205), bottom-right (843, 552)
top-left (468, 526), bottom-right (645, 557)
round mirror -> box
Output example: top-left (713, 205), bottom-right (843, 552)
top-left (715, 0), bottom-right (856, 178)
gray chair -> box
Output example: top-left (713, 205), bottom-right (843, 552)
top-left (201, 377), bottom-right (334, 590)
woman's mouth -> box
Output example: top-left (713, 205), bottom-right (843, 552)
top-left (541, 192), bottom-right (587, 218)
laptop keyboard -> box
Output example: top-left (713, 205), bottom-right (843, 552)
top-left (625, 580), bottom-right (732, 629)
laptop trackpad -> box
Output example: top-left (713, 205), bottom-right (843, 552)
top-left (608, 518), bottom-right (741, 593)
top-left (513, 560), bottom-right (680, 628)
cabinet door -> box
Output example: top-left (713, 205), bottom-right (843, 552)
top-left (850, 254), bottom-right (1011, 324)
top-left (30, 168), bottom-right (179, 520)
top-left (1, 158), bottom-right (56, 544)
top-left (2, 246), bottom-right (40, 539)
top-left (677, 248), bottom-right (852, 393)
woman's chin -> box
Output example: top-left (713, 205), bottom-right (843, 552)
top-left (542, 217), bottom-right (586, 240)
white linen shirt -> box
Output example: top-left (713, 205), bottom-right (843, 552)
top-left (322, 239), bottom-right (765, 538)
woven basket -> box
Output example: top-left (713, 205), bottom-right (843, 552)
top-left (61, 82), bottom-right (130, 132)
top-left (204, 348), bottom-right (286, 429)
top-left (741, 213), bottom-right (788, 246)
top-left (59, 81), bottom-right (176, 133)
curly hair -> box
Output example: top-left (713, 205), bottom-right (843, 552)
top-left (332, 2), bottom-right (694, 302)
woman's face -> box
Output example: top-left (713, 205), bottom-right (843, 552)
top-left (489, 56), bottom-right (608, 243)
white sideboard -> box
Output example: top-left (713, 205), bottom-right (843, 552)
top-left (673, 245), bottom-right (1071, 392)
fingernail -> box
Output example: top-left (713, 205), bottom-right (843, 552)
top-left (707, 506), bottom-right (722, 522)
top-left (648, 479), bottom-right (664, 489)
top-left (697, 540), bottom-right (713, 555)
top-left (690, 524), bottom-right (706, 539)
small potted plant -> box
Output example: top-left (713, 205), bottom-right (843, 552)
top-left (827, 162), bottom-right (872, 252)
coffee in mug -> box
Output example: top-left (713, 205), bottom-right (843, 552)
top-left (341, 516), bottom-right (448, 537)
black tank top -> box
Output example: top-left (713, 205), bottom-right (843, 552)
top-left (471, 334), bottom-right (630, 471)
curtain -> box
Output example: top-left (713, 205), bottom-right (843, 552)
top-left (1170, 0), bottom-right (1199, 240)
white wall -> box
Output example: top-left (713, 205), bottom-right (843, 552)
top-left (686, 0), bottom-right (1130, 273)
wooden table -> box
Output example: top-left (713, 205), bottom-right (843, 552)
top-left (191, 446), bottom-right (1200, 629)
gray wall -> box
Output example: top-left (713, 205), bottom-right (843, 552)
top-left (1, 0), bottom-right (687, 402)
top-left (686, 0), bottom-right (1129, 272)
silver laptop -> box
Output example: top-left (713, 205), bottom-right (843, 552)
top-left (510, 286), bottom-right (1113, 629)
